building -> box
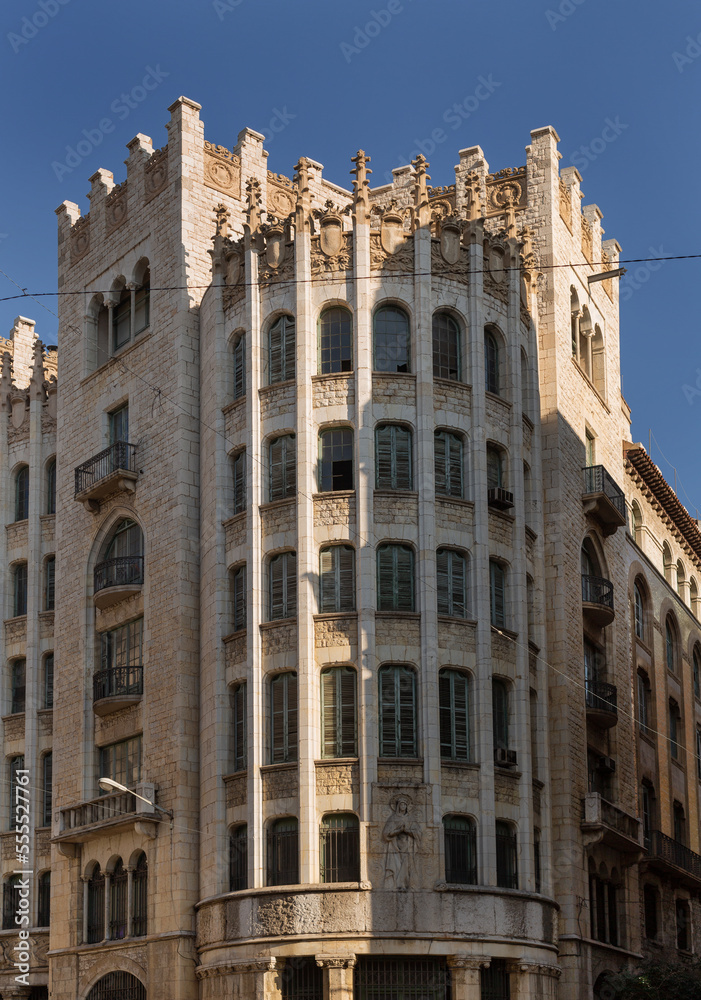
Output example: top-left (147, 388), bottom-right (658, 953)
top-left (0, 96), bottom-right (699, 999)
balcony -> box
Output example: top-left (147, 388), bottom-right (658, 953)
top-left (585, 681), bottom-right (618, 728)
top-left (581, 792), bottom-right (642, 855)
top-left (93, 666), bottom-right (143, 716)
top-left (582, 465), bottom-right (626, 535)
top-left (54, 785), bottom-right (159, 848)
top-left (645, 830), bottom-right (701, 889)
top-left (582, 574), bottom-right (615, 627)
top-left (93, 556), bottom-right (143, 609)
top-left (75, 441), bottom-right (138, 512)
top-left (488, 487), bottom-right (514, 511)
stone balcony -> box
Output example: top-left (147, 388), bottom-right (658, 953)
top-left (581, 792), bottom-right (642, 855)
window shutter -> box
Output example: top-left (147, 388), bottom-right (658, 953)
top-left (233, 451), bottom-right (246, 514)
top-left (437, 550), bottom-right (450, 616)
top-left (379, 668), bottom-right (398, 757)
top-left (339, 668), bottom-right (357, 756)
top-left (396, 547), bottom-right (414, 611)
top-left (376, 426), bottom-right (393, 489)
top-left (233, 683), bottom-right (246, 771)
top-left (439, 671), bottom-right (453, 758)
top-left (319, 548), bottom-right (336, 613)
top-left (233, 336), bottom-right (245, 400)
top-left (395, 427), bottom-right (412, 490)
top-left (398, 667), bottom-right (416, 757)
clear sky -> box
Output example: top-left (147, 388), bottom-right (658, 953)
top-left (1, 0), bottom-right (699, 509)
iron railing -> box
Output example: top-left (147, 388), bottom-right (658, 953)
top-left (320, 826), bottom-right (360, 882)
top-left (93, 666), bottom-right (143, 703)
top-left (354, 959), bottom-right (450, 1000)
top-left (581, 574), bottom-right (614, 610)
top-left (582, 465), bottom-right (626, 518)
top-left (61, 790), bottom-right (136, 831)
top-left (585, 681), bottom-right (618, 716)
top-left (647, 829), bottom-right (701, 881)
top-left (94, 556), bottom-right (143, 594)
top-left (75, 441), bottom-right (137, 495)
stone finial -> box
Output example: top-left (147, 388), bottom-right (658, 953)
top-left (294, 157), bottom-right (312, 229)
top-left (245, 178), bottom-right (262, 232)
top-left (350, 150), bottom-right (372, 223)
top-left (465, 172), bottom-right (483, 221)
top-left (411, 154), bottom-right (431, 228)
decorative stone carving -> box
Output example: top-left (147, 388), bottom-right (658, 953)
top-left (105, 182), bottom-right (128, 234)
top-left (382, 794), bottom-right (421, 891)
top-left (144, 146), bottom-right (168, 201)
top-left (204, 141), bottom-right (241, 198)
top-left (70, 215), bottom-right (90, 263)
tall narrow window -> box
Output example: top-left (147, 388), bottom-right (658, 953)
top-left (46, 459), bottom-right (56, 515)
top-left (666, 617), bottom-right (676, 673)
top-left (44, 556), bottom-right (55, 611)
top-left (232, 450), bottom-right (246, 515)
top-left (44, 653), bottom-right (54, 710)
top-left (319, 546), bottom-right (355, 613)
top-left (109, 404), bottom-right (129, 445)
top-left (11, 660), bottom-right (26, 715)
top-left (37, 872), bottom-right (51, 927)
top-left (98, 736), bottom-right (142, 791)
top-left (373, 306), bottom-right (410, 373)
top-left (319, 307), bottom-right (352, 374)
top-left (320, 814), bottom-right (360, 882)
top-left (321, 666), bottom-right (357, 758)
top-left (269, 315), bottom-right (296, 384)
top-left (432, 312), bottom-right (460, 380)
top-left (444, 815), bottom-right (477, 884)
top-left (267, 817), bottom-right (299, 886)
top-left (434, 430), bottom-right (463, 498)
top-left (269, 435), bottom-right (296, 501)
top-left (269, 552), bottom-right (297, 620)
top-left (375, 424), bottom-right (412, 491)
top-left (318, 428), bottom-right (353, 492)
top-left (489, 561), bottom-right (506, 628)
top-left (486, 446), bottom-right (504, 490)
top-left (42, 752), bottom-right (52, 827)
top-left (379, 665), bottom-right (417, 758)
top-left (86, 865), bottom-right (105, 943)
top-left (132, 852), bottom-right (147, 937)
top-left (232, 564), bottom-right (246, 631)
top-left (439, 669), bottom-right (470, 761)
top-left (495, 821), bottom-right (518, 889)
top-left (13, 563), bottom-right (27, 617)
top-left (377, 544), bottom-right (414, 612)
top-left (270, 672), bottom-right (298, 764)
top-left (230, 825), bottom-right (248, 891)
top-left (14, 466), bottom-right (29, 521)
top-left (485, 330), bottom-right (500, 395)
top-left (109, 859), bottom-right (128, 940)
top-left (232, 334), bottom-right (246, 400)
top-left (436, 549), bottom-right (467, 618)
top-left (9, 756), bottom-right (24, 831)
top-left (634, 583), bottom-right (645, 640)
top-left (232, 682), bottom-right (247, 772)
top-left (492, 678), bottom-right (509, 752)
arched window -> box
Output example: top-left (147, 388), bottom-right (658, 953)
top-left (231, 681), bottom-right (247, 772)
top-left (14, 466), bottom-right (29, 521)
top-left (434, 430), bottom-right (463, 498)
top-left (269, 434), bottom-right (296, 501)
top-left (436, 549), bottom-right (467, 618)
top-left (484, 330), bottom-right (500, 395)
top-left (666, 616), bottom-right (677, 673)
top-left (231, 564), bottom-right (246, 632)
top-left (443, 815), bottom-right (477, 884)
top-left (373, 306), bottom-right (410, 373)
top-left (439, 669), bottom-right (470, 761)
top-left (268, 551), bottom-right (297, 620)
top-left (319, 545), bottom-right (355, 613)
top-left (232, 333), bottom-right (246, 400)
top-left (375, 424), bottom-right (412, 491)
top-left (10, 659), bottom-right (26, 714)
top-left (319, 307), bottom-right (352, 374)
top-left (42, 751), bottom-right (52, 827)
top-left (132, 851), bottom-right (147, 937)
top-left (269, 314), bottom-right (296, 384)
top-left (634, 582), bottom-right (645, 640)
top-left (379, 664), bottom-right (417, 758)
top-left (489, 560), bottom-right (506, 628)
top-left (377, 544), bottom-right (414, 612)
top-left (495, 820), bottom-right (518, 888)
top-left (86, 865), bottom-right (105, 943)
top-left (320, 813), bottom-right (360, 882)
top-left (44, 555), bottom-right (55, 611)
top-left (269, 672), bottom-right (298, 763)
top-left (38, 871), bottom-right (51, 927)
top-left (321, 666), bottom-right (357, 758)
top-left (230, 825), bottom-right (248, 891)
top-left (267, 817), bottom-right (299, 886)
top-left (87, 973), bottom-right (146, 1000)
top-left (109, 859), bottom-right (127, 940)
top-left (13, 562), bottom-right (27, 617)
top-left (492, 678), bottom-right (510, 753)
top-left (46, 459), bottom-right (56, 515)
top-left (432, 312), bottom-right (460, 380)
top-left (318, 428), bottom-right (353, 492)
top-left (232, 449), bottom-right (246, 514)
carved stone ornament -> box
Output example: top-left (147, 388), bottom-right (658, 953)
top-left (204, 141), bottom-right (241, 198)
top-left (382, 794), bottom-right (421, 891)
top-left (144, 146), bottom-right (168, 201)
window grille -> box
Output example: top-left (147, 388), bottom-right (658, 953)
top-left (495, 821), bottom-right (518, 889)
top-left (229, 825), bottom-right (247, 891)
top-left (269, 434), bottom-right (296, 501)
top-left (376, 424), bottom-right (412, 491)
top-left (232, 450), bottom-right (246, 515)
top-left (269, 315), bottom-right (296, 384)
top-left (439, 670), bottom-right (470, 761)
top-left (436, 549), bottom-right (467, 618)
top-left (45, 556), bottom-right (55, 611)
top-left (319, 545), bottom-right (355, 613)
top-left (109, 859), bottom-right (127, 940)
top-left (321, 667), bottom-right (357, 758)
top-left (433, 312), bottom-right (460, 381)
top-left (377, 544), bottom-right (414, 612)
top-left (11, 660), bottom-right (26, 714)
top-left (87, 866), bottom-right (105, 943)
top-left (13, 563), bottom-right (27, 617)
top-left (132, 852), bottom-right (147, 937)
top-left (434, 430), bottom-right (463, 498)
top-left (354, 957), bottom-right (450, 1000)
top-left (2, 876), bottom-right (21, 930)
top-left (320, 813), bottom-right (360, 882)
top-left (232, 682), bottom-right (247, 771)
top-left (99, 736), bottom-right (142, 792)
top-left (269, 552), bottom-right (297, 621)
top-left (42, 752), bottom-right (52, 827)
top-left (280, 957), bottom-right (323, 1000)
top-left (481, 960), bottom-right (510, 1000)
top-left (485, 331), bottom-right (500, 395)
top-left (233, 334), bottom-right (246, 399)
top-left (38, 872), bottom-right (51, 926)
top-left (319, 307), bottom-right (352, 374)
top-left (379, 665), bottom-right (417, 758)
top-left (232, 565), bottom-right (247, 631)
top-left (444, 815), bottom-right (477, 884)
top-left (86, 972), bottom-right (146, 1000)
top-left (318, 428), bottom-right (354, 492)
top-left (46, 459), bottom-right (56, 515)
top-left (489, 561), bottom-right (506, 628)
top-left (270, 672), bottom-right (298, 763)
top-left (9, 756), bottom-right (24, 831)
top-left (267, 817), bottom-right (299, 886)
top-left (373, 306), bottom-right (410, 373)
top-left (15, 466), bottom-right (29, 521)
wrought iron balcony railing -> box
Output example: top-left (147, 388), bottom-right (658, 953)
top-left (75, 441), bottom-right (138, 496)
top-left (585, 681), bottom-right (618, 717)
top-left (94, 557), bottom-right (144, 595)
top-left (93, 666), bottom-right (143, 704)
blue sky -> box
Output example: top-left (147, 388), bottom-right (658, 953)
top-left (1, 0), bottom-right (699, 509)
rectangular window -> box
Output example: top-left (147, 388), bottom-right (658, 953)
top-left (9, 756), bottom-right (24, 831)
top-left (232, 450), bottom-right (246, 515)
top-left (439, 670), bottom-right (470, 761)
top-left (232, 682), bottom-right (247, 772)
top-left (375, 425), bottom-right (412, 491)
top-left (109, 404), bottom-right (129, 444)
top-left (45, 556), bottom-right (55, 611)
top-left (98, 736), bottom-right (142, 792)
top-left (270, 672), bottom-right (298, 764)
top-left (232, 565), bottom-right (246, 631)
top-left (321, 667), bottom-right (357, 758)
top-left (42, 753), bottom-right (52, 827)
top-left (319, 546), bottom-right (355, 613)
top-left (44, 653), bottom-right (54, 710)
top-left (11, 660), bottom-right (25, 715)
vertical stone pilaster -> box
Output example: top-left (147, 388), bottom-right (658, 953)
top-left (316, 955), bottom-right (356, 1000)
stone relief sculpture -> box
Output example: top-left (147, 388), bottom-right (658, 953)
top-left (382, 795), bottom-right (421, 891)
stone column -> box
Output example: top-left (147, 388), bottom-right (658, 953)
top-left (446, 956), bottom-right (490, 1000)
top-left (316, 955), bottom-right (356, 1000)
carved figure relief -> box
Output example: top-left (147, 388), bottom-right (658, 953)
top-left (382, 795), bottom-right (421, 891)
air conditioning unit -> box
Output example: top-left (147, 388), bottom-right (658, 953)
top-left (488, 487), bottom-right (514, 511)
top-left (494, 747), bottom-right (518, 767)
top-left (596, 755), bottom-right (616, 774)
